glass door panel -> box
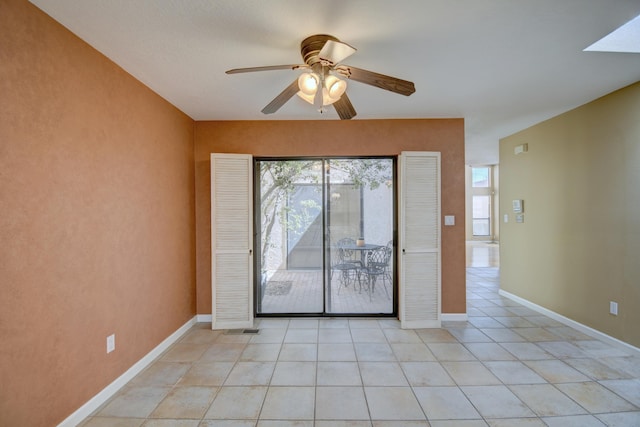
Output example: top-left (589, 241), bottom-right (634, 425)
top-left (256, 160), bottom-right (324, 314)
top-left (325, 159), bottom-right (394, 314)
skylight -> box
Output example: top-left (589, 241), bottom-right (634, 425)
top-left (584, 14), bottom-right (640, 53)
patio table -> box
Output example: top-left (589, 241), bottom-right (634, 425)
top-left (336, 242), bottom-right (383, 299)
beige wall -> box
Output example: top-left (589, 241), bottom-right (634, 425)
top-left (194, 119), bottom-right (467, 315)
top-left (0, 1), bottom-right (196, 425)
top-left (500, 81), bottom-right (640, 348)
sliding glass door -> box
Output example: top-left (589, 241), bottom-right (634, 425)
top-left (255, 158), bottom-right (395, 315)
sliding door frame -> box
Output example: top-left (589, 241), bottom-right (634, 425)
top-left (253, 156), bottom-right (398, 318)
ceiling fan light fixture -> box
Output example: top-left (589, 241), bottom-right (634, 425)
top-left (322, 87), bottom-right (341, 105)
top-left (325, 75), bottom-right (347, 99)
top-left (298, 72), bottom-right (319, 95)
top-left (296, 90), bottom-right (314, 105)
top-left (296, 87), bottom-right (341, 106)
top-left (297, 72), bottom-right (346, 107)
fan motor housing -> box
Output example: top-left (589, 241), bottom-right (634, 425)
top-left (300, 34), bottom-right (339, 66)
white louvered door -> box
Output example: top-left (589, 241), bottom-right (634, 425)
top-left (210, 154), bottom-right (254, 330)
top-left (399, 152), bottom-right (441, 328)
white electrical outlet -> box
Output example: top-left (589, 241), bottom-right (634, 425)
top-left (609, 302), bottom-right (618, 316)
top-left (106, 334), bottom-right (115, 353)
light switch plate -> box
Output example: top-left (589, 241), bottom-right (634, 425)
top-left (444, 215), bottom-right (455, 226)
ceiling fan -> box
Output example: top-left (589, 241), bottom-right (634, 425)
top-left (226, 34), bottom-right (416, 120)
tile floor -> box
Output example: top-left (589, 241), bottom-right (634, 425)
top-left (80, 268), bottom-right (640, 426)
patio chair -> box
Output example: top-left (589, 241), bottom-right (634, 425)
top-left (331, 238), bottom-right (363, 294)
top-left (364, 245), bottom-right (392, 300)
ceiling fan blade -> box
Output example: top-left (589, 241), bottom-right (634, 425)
top-left (318, 39), bottom-right (356, 65)
top-left (226, 64), bottom-right (308, 74)
top-left (333, 93), bottom-right (357, 120)
top-left (261, 79), bottom-right (300, 114)
top-left (337, 65), bottom-right (415, 96)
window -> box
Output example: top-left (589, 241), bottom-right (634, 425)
top-left (472, 195), bottom-right (491, 236)
top-left (472, 167), bottom-right (490, 188)
top-left (470, 166), bottom-right (493, 238)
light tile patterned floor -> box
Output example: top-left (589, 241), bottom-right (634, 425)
top-left (80, 266), bottom-right (640, 426)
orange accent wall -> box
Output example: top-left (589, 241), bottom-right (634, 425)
top-left (0, 1), bottom-right (196, 426)
top-left (194, 120), bottom-right (466, 315)
top-left (1, 2), bottom-right (466, 424)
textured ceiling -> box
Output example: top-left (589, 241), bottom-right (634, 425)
top-left (30, 0), bottom-right (640, 164)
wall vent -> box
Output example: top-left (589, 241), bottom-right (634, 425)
top-left (224, 328), bottom-right (260, 335)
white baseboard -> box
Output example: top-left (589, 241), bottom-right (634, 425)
top-left (199, 313), bottom-right (469, 324)
top-left (441, 313), bottom-right (468, 322)
top-left (499, 289), bottom-right (640, 356)
top-left (196, 314), bottom-right (212, 323)
top-left (58, 316), bottom-right (197, 427)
